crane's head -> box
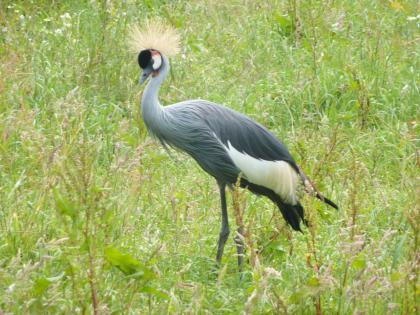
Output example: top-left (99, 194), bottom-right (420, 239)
top-left (138, 49), bottom-right (164, 84)
top-left (128, 21), bottom-right (180, 84)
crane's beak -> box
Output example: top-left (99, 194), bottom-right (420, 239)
top-left (139, 68), bottom-right (153, 85)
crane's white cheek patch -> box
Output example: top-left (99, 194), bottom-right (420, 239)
top-left (152, 54), bottom-right (162, 70)
top-left (224, 141), bottom-right (298, 204)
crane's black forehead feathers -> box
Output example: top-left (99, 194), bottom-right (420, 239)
top-left (138, 50), bottom-right (151, 69)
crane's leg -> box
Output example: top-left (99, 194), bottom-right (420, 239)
top-left (232, 186), bottom-right (244, 272)
top-left (234, 227), bottom-right (244, 272)
top-left (216, 183), bottom-right (230, 266)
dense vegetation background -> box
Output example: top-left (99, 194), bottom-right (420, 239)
top-left (0, 0), bottom-right (418, 313)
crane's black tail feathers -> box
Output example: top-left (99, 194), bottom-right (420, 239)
top-left (297, 167), bottom-right (339, 210)
top-left (316, 194), bottom-right (339, 210)
top-left (240, 179), bottom-right (307, 232)
top-left (276, 199), bottom-right (307, 232)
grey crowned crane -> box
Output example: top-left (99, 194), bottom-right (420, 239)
top-left (129, 22), bottom-right (338, 268)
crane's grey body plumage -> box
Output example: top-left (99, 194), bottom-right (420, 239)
top-left (138, 45), bottom-right (337, 268)
top-left (149, 99), bottom-right (299, 185)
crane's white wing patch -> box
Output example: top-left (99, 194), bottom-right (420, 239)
top-left (224, 141), bottom-right (298, 204)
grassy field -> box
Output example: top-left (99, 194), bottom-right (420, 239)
top-left (0, 0), bottom-right (419, 314)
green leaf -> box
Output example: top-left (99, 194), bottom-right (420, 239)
top-left (33, 278), bottom-right (52, 296)
top-left (190, 42), bottom-right (207, 53)
top-left (351, 256), bottom-right (366, 270)
top-left (349, 78), bottom-right (360, 91)
top-left (53, 189), bottom-right (78, 220)
top-left (125, 268), bottom-right (155, 281)
top-left (307, 277), bottom-right (320, 287)
top-left (139, 286), bottom-right (169, 299)
top-left (104, 247), bottom-right (155, 279)
top-left (105, 247), bottom-right (141, 274)
top-left (273, 13), bottom-right (290, 28)
top-left (289, 290), bottom-right (305, 304)
top-left (246, 285), bottom-right (255, 294)
top-left (264, 240), bottom-right (287, 255)
top-left (46, 272), bottom-right (64, 282)
top-left (302, 38), bottom-right (313, 52)
top-left (390, 271), bottom-right (402, 283)
top-left (121, 133), bottom-right (138, 147)
top-left (273, 13), bottom-right (295, 36)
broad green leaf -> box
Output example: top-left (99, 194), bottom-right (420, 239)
top-left (125, 268), bottom-right (156, 281)
top-left (46, 272), bottom-right (64, 282)
top-left (351, 256), bottom-right (366, 270)
top-left (349, 78), bottom-right (360, 90)
top-left (53, 189), bottom-right (78, 220)
top-left (105, 247), bottom-right (155, 280)
top-left (139, 286), bottom-right (169, 299)
top-left (273, 13), bottom-right (290, 28)
top-left (33, 278), bottom-right (52, 296)
top-left (246, 285), bottom-right (255, 294)
top-left (121, 133), bottom-right (138, 147)
top-left (289, 290), bottom-right (305, 304)
top-left (390, 272), bottom-right (402, 283)
top-left (105, 246), bottom-right (141, 275)
top-left (302, 39), bottom-right (313, 52)
top-left (190, 42), bottom-right (207, 53)
top-left (272, 13), bottom-right (295, 36)
top-left (307, 277), bottom-right (320, 287)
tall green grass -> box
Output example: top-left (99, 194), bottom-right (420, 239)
top-left (0, 0), bottom-right (418, 313)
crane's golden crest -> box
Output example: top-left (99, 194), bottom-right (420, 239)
top-left (128, 21), bottom-right (180, 57)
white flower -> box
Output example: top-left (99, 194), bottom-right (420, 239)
top-left (60, 13), bottom-right (72, 28)
top-left (407, 15), bottom-right (420, 21)
top-left (7, 283), bottom-right (16, 293)
top-left (401, 84), bottom-right (410, 97)
top-left (60, 12), bottom-right (71, 20)
top-left (55, 28), bottom-right (64, 35)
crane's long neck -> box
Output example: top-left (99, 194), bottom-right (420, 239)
top-left (141, 57), bottom-right (170, 131)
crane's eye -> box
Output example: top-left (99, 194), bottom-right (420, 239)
top-left (138, 50), bottom-right (152, 69)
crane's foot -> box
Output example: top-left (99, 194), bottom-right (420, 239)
top-left (216, 228), bottom-right (230, 267)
